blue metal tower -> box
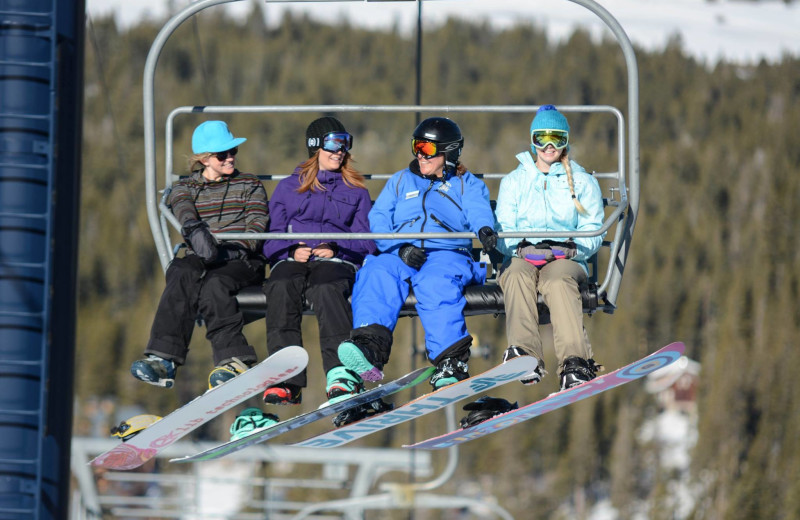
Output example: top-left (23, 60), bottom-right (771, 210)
top-left (0, 0), bottom-right (84, 517)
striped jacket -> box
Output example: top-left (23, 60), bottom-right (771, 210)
top-left (168, 169), bottom-right (269, 253)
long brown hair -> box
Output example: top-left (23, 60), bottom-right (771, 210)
top-left (296, 150), bottom-right (366, 193)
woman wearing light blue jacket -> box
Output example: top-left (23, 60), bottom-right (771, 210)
top-left (496, 105), bottom-right (605, 391)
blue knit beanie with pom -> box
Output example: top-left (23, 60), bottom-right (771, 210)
top-left (530, 105), bottom-right (570, 155)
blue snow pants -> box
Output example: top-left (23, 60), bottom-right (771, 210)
top-left (351, 249), bottom-right (485, 362)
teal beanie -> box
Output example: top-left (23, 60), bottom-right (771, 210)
top-left (530, 105), bottom-right (570, 155)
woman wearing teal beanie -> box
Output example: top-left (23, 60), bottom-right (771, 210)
top-left (495, 105), bottom-right (606, 391)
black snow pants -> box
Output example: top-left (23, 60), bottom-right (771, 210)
top-left (145, 254), bottom-right (265, 366)
top-left (263, 259), bottom-right (356, 388)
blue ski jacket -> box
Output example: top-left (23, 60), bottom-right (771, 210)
top-left (495, 151), bottom-right (605, 273)
top-left (369, 164), bottom-right (495, 254)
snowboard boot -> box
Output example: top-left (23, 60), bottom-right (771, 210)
top-left (130, 354), bottom-right (177, 388)
top-left (559, 356), bottom-right (597, 390)
top-left (332, 397), bottom-right (393, 428)
top-left (262, 383), bottom-right (303, 405)
top-left (459, 396), bottom-right (518, 429)
top-left (208, 358), bottom-right (251, 389)
top-left (337, 340), bottom-right (384, 382)
top-left (229, 407), bottom-right (279, 441)
top-left (502, 346), bottom-right (545, 386)
top-left (325, 366), bottom-right (366, 405)
top-left (430, 357), bottom-right (470, 390)
top-left (110, 414), bottom-right (162, 440)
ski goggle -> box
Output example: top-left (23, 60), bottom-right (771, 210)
top-left (531, 130), bottom-right (569, 150)
top-left (212, 147), bottom-right (238, 161)
top-left (321, 132), bottom-right (353, 153)
top-left (411, 139), bottom-right (441, 159)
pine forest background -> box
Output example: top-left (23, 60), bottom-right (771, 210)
top-left (76, 5), bottom-right (800, 519)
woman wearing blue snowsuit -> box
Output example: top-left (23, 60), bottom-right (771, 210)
top-left (495, 105), bottom-right (605, 391)
top-left (336, 117), bottom-right (498, 390)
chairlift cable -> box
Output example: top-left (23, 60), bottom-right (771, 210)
top-left (190, 15), bottom-right (217, 105)
top-left (86, 15), bottom-right (128, 173)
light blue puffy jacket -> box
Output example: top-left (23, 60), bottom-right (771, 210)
top-left (495, 151), bottom-right (605, 273)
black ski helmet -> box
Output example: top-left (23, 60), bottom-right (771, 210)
top-left (412, 117), bottom-right (464, 173)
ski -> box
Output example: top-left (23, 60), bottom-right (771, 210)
top-left (291, 355), bottom-right (539, 449)
top-left (405, 342), bottom-right (685, 450)
top-left (170, 366), bottom-right (436, 463)
top-left (90, 346), bottom-right (308, 470)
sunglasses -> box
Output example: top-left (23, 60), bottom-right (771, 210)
top-left (531, 130), bottom-right (569, 150)
top-left (411, 139), bottom-right (441, 159)
top-left (213, 147), bottom-right (238, 161)
top-left (321, 132), bottom-right (353, 153)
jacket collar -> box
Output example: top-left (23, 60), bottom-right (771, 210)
top-left (190, 169), bottom-right (239, 184)
top-left (291, 167), bottom-right (341, 185)
top-left (409, 159), bottom-right (448, 182)
top-left (516, 151), bottom-right (566, 176)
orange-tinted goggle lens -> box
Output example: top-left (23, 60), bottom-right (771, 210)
top-left (411, 139), bottom-right (439, 159)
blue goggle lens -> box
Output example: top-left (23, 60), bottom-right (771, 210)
top-left (322, 132), bottom-right (353, 153)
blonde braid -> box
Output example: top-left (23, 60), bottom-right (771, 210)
top-left (561, 152), bottom-right (587, 215)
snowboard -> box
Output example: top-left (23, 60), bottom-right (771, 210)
top-left (291, 355), bottom-right (539, 449)
top-left (90, 346), bottom-right (308, 470)
top-left (170, 366), bottom-right (436, 463)
top-left (405, 342), bottom-right (685, 450)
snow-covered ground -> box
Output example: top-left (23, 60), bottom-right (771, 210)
top-left (86, 0), bottom-right (800, 66)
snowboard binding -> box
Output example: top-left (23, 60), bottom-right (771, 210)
top-left (333, 397), bottom-right (393, 428)
top-left (459, 396), bottom-right (518, 429)
top-left (111, 414), bottom-right (162, 441)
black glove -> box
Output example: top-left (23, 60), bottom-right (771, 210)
top-left (398, 244), bottom-right (427, 269)
top-left (459, 396), bottom-right (518, 429)
top-left (477, 226), bottom-right (498, 253)
top-left (217, 243), bottom-right (248, 261)
top-left (181, 219), bottom-right (217, 262)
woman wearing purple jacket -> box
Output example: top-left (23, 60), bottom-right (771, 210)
top-left (260, 117), bottom-right (376, 407)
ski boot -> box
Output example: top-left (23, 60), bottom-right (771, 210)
top-left (502, 346), bottom-right (545, 386)
top-left (337, 340), bottom-right (384, 382)
top-left (208, 358), bottom-right (251, 389)
top-left (130, 354), bottom-right (177, 388)
top-left (559, 356), bottom-right (597, 390)
top-left (229, 407), bottom-right (279, 441)
top-left (332, 398), bottom-right (393, 428)
top-left (263, 383), bottom-right (302, 405)
top-left (429, 357), bottom-right (470, 390)
top-left (325, 366), bottom-right (365, 405)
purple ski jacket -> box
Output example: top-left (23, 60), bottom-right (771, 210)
top-left (262, 167), bottom-right (376, 266)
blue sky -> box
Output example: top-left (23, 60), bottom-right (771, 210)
top-left (86, 0), bottom-right (800, 65)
